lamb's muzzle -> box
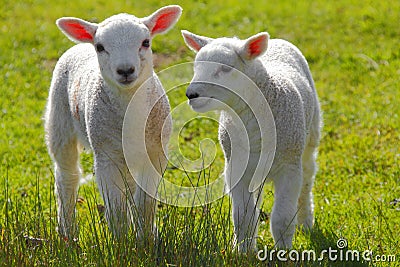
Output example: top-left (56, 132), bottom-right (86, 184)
top-left (186, 91), bottom-right (199, 99)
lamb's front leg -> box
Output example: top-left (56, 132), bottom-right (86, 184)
top-left (230, 183), bottom-right (259, 252)
top-left (227, 158), bottom-right (260, 252)
top-left (271, 162), bottom-right (302, 248)
top-left (133, 150), bottom-right (166, 239)
top-left (94, 154), bottom-right (132, 237)
top-left (133, 183), bottom-right (157, 240)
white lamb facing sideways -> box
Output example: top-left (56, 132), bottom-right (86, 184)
top-left (182, 30), bottom-right (321, 251)
top-left (44, 5), bottom-right (182, 239)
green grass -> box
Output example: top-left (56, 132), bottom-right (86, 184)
top-left (1, 0), bottom-right (399, 266)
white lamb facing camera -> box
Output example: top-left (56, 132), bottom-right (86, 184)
top-left (182, 29), bottom-right (322, 251)
top-left (44, 5), bottom-right (182, 239)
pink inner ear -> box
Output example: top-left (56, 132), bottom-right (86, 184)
top-left (185, 36), bottom-right (202, 51)
top-left (152, 11), bottom-right (176, 34)
top-left (64, 22), bottom-right (93, 41)
top-left (248, 37), bottom-right (265, 56)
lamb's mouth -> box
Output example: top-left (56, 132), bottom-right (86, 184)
top-left (119, 78), bottom-right (135, 86)
top-left (188, 97), bottom-right (213, 109)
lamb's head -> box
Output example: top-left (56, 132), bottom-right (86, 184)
top-left (182, 30), bottom-right (269, 112)
top-left (56, 5), bottom-right (182, 90)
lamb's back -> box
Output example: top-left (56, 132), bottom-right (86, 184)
top-left (256, 39), bottom-right (317, 162)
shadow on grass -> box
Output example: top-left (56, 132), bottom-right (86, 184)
top-left (304, 220), bottom-right (370, 267)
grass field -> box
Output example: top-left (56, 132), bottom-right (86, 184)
top-left (1, 0), bottom-right (399, 266)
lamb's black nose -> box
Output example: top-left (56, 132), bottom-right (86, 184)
top-left (117, 67), bottom-right (135, 77)
top-left (186, 92), bottom-right (199, 100)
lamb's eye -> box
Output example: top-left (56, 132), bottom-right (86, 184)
top-left (142, 39), bottom-right (150, 48)
top-left (220, 65), bottom-right (232, 73)
top-left (95, 43), bottom-right (105, 53)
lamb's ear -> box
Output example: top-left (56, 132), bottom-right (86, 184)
top-left (56, 17), bottom-right (97, 44)
top-left (240, 32), bottom-right (269, 60)
top-left (142, 5), bottom-right (182, 36)
top-left (181, 30), bottom-right (213, 52)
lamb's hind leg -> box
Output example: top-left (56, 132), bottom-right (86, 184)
top-left (45, 94), bottom-right (80, 238)
top-left (46, 70), bottom-right (81, 238)
top-left (54, 137), bottom-right (81, 238)
top-left (297, 144), bottom-right (317, 230)
top-left (52, 135), bottom-right (81, 239)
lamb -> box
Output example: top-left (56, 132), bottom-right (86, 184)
top-left (44, 5), bottom-right (182, 239)
top-left (182, 30), bottom-right (321, 251)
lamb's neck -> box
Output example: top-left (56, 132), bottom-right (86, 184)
top-left (104, 69), bottom-right (154, 111)
top-left (244, 58), bottom-right (270, 90)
